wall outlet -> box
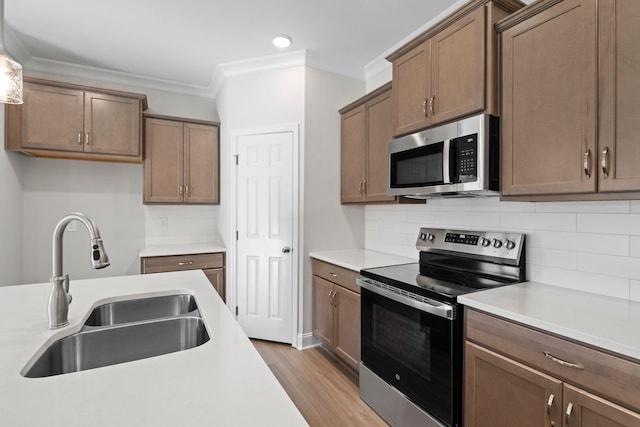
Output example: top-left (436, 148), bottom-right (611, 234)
top-left (66, 221), bottom-right (77, 232)
top-left (159, 217), bottom-right (168, 231)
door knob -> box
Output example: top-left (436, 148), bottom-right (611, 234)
top-left (281, 246), bottom-right (291, 253)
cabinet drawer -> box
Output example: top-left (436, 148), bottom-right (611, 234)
top-left (312, 259), bottom-right (360, 294)
top-left (465, 308), bottom-right (640, 412)
top-left (141, 253), bottom-right (224, 274)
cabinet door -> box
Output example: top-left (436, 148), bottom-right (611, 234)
top-left (465, 342), bottom-right (563, 427)
top-left (598, 0), bottom-right (640, 192)
top-left (204, 268), bottom-right (225, 302)
top-left (501, 0), bottom-right (597, 196)
top-left (84, 91), bottom-right (141, 157)
top-left (333, 285), bottom-right (360, 371)
top-left (341, 105), bottom-right (366, 203)
top-left (563, 383), bottom-right (640, 427)
top-left (392, 40), bottom-right (431, 136)
top-left (21, 83), bottom-right (84, 152)
top-left (312, 276), bottom-right (334, 349)
top-left (431, 6), bottom-right (485, 125)
top-left (184, 123), bottom-right (219, 204)
top-left (364, 89), bottom-right (395, 203)
top-left (143, 118), bottom-right (184, 203)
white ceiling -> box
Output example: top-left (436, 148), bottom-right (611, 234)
top-left (5, 0), bottom-right (532, 97)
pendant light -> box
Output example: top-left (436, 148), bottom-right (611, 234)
top-left (0, 0), bottom-right (22, 104)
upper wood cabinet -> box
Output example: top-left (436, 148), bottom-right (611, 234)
top-left (387, 0), bottom-right (523, 137)
top-left (4, 78), bottom-right (147, 163)
top-left (339, 83), bottom-right (396, 204)
top-left (597, 0), bottom-right (640, 193)
top-left (143, 115), bottom-right (219, 205)
top-left (500, 0), bottom-right (640, 199)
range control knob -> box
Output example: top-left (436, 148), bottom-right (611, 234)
top-left (505, 240), bottom-right (516, 250)
top-left (427, 233), bottom-right (436, 242)
top-left (481, 238), bottom-right (491, 247)
top-left (492, 239), bottom-right (503, 249)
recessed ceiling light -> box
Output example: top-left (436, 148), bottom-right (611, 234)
top-left (272, 35), bottom-right (292, 49)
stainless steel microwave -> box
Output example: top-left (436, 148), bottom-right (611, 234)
top-left (388, 113), bottom-right (500, 198)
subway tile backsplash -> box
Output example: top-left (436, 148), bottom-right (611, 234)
top-left (365, 197), bottom-right (640, 302)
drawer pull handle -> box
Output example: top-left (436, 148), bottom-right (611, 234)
top-left (543, 351), bottom-right (584, 369)
top-left (177, 261), bottom-right (193, 266)
top-left (329, 273), bottom-right (338, 278)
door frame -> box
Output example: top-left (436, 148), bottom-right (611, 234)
top-left (229, 123), bottom-right (300, 347)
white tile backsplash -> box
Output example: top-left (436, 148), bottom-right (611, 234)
top-left (365, 198), bottom-right (640, 300)
top-left (144, 205), bottom-right (224, 246)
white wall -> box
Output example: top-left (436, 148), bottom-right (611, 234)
top-left (216, 65), bottom-right (366, 342)
top-left (0, 105), bottom-right (24, 286)
top-left (302, 67), bottom-right (365, 336)
top-left (22, 158), bottom-right (143, 283)
top-left (365, 198), bottom-right (640, 301)
top-left (13, 72), bottom-right (220, 284)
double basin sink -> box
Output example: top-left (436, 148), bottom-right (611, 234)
top-left (23, 294), bottom-right (209, 378)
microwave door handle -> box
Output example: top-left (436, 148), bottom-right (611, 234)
top-left (443, 139), bottom-right (451, 184)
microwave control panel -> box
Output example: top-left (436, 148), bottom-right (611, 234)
top-left (453, 134), bottom-right (477, 181)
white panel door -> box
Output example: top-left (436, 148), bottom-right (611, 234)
top-left (236, 131), bottom-right (294, 343)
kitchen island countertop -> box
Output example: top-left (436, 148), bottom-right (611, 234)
top-left (0, 270), bottom-right (306, 427)
top-left (459, 282), bottom-right (640, 361)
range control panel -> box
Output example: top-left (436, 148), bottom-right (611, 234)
top-left (416, 227), bottom-right (525, 264)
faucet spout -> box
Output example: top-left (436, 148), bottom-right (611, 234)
top-left (48, 213), bottom-right (110, 329)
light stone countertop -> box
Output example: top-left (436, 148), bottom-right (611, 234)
top-left (459, 282), bottom-right (640, 361)
top-left (139, 242), bottom-right (226, 257)
top-left (0, 271), bottom-right (307, 427)
top-left (309, 249), bottom-right (416, 272)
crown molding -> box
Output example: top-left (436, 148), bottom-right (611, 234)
top-left (22, 56), bottom-right (212, 97)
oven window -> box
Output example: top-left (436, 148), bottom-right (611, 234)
top-left (372, 303), bottom-right (431, 381)
top-left (390, 142), bottom-right (444, 187)
top-left (361, 288), bottom-right (456, 426)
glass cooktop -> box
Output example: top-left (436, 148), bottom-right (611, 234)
top-left (360, 262), bottom-right (515, 304)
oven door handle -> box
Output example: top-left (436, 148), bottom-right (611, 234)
top-left (357, 277), bottom-right (454, 320)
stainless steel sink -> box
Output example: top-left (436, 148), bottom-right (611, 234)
top-left (24, 316), bottom-right (209, 378)
top-left (85, 294), bottom-right (198, 326)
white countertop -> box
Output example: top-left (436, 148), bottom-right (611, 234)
top-left (309, 249), bottom-right (416, 272)
top-left (459, 282), bottom-right (640, 361)
top-left (139, 243), bottom-right (227, 257)
top-left (0, 271), bottom-right (306, 427)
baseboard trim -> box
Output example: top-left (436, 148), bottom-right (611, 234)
top-left (296, 332), bottom-right (319, 350)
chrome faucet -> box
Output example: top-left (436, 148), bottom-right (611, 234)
top-left (48, 213), bottom-right (110, 329)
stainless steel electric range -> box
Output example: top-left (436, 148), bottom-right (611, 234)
top-left (357, 227), bottom-right (526, 427)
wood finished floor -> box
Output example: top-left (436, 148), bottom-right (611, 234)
top-left (252, 340), bottom-right (389, 427)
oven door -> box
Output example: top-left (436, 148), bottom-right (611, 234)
top-left (359, 281), bottom-right (459, 427)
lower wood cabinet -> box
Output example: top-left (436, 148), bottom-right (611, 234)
top-left (312, 259), bottom-right (360, 371)
top-left (464, 308), bottom-right (640, 427)
top-left (141, 252), bottom-right (225, 302)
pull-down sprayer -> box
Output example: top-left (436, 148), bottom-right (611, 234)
top-left (48, 213), bottom-right (110, 329)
